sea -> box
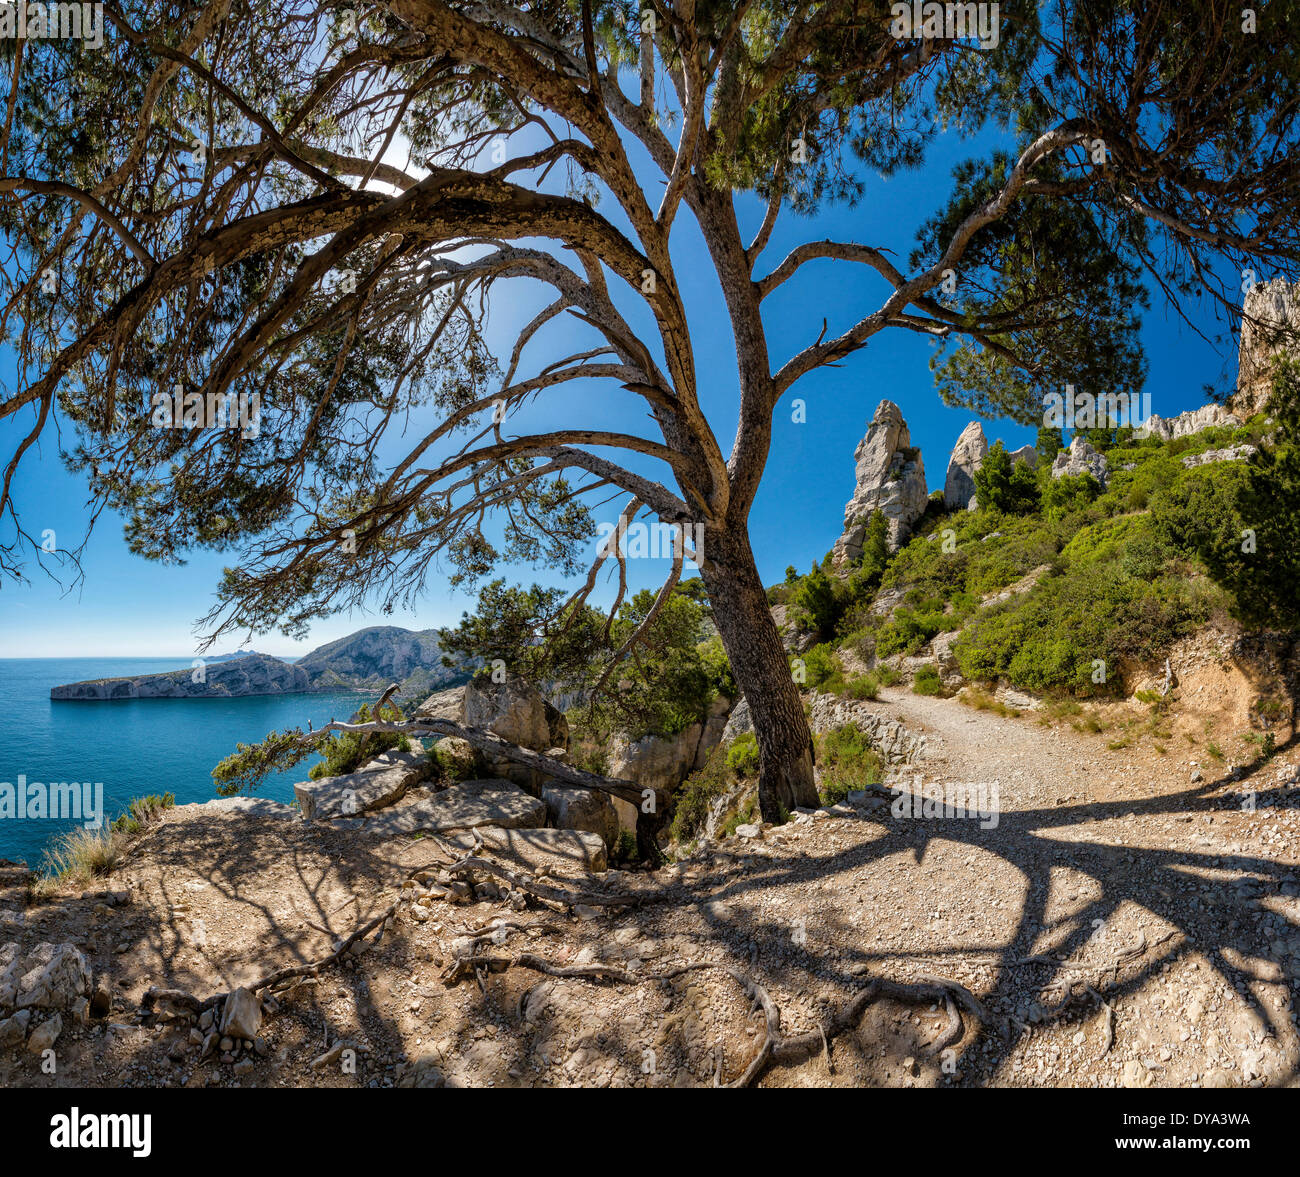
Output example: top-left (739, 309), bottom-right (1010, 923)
top-left (0, 658), bottom-right (370, 868)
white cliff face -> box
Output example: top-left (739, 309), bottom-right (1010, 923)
top-left (1238, 278), bottom-right (1300, 417)
top-left (943, 421), bottom-right (988, 510)
top-left (1143, 404), bottom-right (1240, 441)
top-left (831, 400), bottom-right (928, 563)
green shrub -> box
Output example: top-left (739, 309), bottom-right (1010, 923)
top-left (816, 723), bottom-right (884, 804)
top-left (912, 664), bottom-right (943, 695)
top-left (846, 673), bottom-right (879, 700)
top-left (725, 732), bottom-right (760, 776)
top-left (799, 643), bottom-right (846, 693)
top-left (670, 745), bottom-right (733, 843)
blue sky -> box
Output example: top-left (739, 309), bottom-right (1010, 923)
top-left (0, 119), bottom-right (1250, 659)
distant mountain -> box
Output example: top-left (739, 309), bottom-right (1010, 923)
top-left (295, 626), bottom-right (473, 697)
top-left (50, 628), bottom-right (473, 701)
top-left (50, 653), bottom-right (308, 700)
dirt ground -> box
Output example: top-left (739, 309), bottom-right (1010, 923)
top-left (2, 669), bottom-right (1298, 1088)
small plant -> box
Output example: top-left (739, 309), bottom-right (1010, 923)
top-left (816, 723), bottom-right (884, 805)
top-left (846, 673), bottom-right (879, 700)
top-left (1206, 741), bottom-right (1225, 762)
top-left (725, 732), bottom-right (760, 776)
top-left (912, 664), bottom-right (943, 696)
top-left (41, 827), bottom-right (125, 886)
top-left (960, 688), bottom-right (1020, 718)
top-left (874, 664), bottom-right (902, 687)
top-left (110, 791), bottom-right (175, 834)
top-left (612, 828), bottom-right (640, 866)
top-left (309, 700), bottom-right (410, 779)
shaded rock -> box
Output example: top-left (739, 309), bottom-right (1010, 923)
top-left (542, 784), bottom-right (619, 851)
top-left (218, 988), bottom-right (262, 1042)
top-left (294, 756), bottom-right (431, 823)
top-left (832, 401), bottom-right (928, 562)
top-left (339, 778), bottom-right (546, 838)
top-left (461, 676), bottom-right (569, 792)
top-left (0, 1008), bottom-right (30, 1047)
top-left (944, 421), bottom-right (987, 510)
top-left (720, 697), bottom-right (753, 744)
top-left (27, 1012), bottom-right (61, 1053)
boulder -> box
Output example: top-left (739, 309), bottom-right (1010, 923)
top-left (339, 778), bottom-right (546, 838)
top-left (441, 826), bottom-right (607, 873)
top-left (607, 725), bottom-right (703, 831)
top-left (1051, 436), bottom-right (1109, 487)
top-left (294, 756), bottom-right (430, 823)
top-left (832, 401), bottom-right (928, 562)
top-left (461, 676), bottom-right (569, 792)
top-left (0, 1008), bottom-right (30, 1047)
top-left (218, 988), bottom-right (262, 1041)
top-left (943, 421), bottom-right (988, 510)
top-left (542, 784), bottom-right (619, 851)
top-left (27, 1012), bottom-right (61, 1054)
top-left (720, 697), bottom-right (753, 744)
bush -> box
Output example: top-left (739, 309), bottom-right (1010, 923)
top-left (799, 643), bottom-right (846, 692)
top-left (816, 723), bottom-right (884, 804)
top-left (791, 564), bottom-right (841, 638)
top-left (846, 673), bottom-right (879, 700)
top-left (912, 664), bottom-right (944, 695)
top-left (670, 745), bottom-right (733, 844)
top-left (725, 732), bottom-right (760, 776)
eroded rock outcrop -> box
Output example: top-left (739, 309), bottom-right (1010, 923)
top-left (832, 401), bottom-right (928, 563)
top-left (1051, 436), bottom-right (1110, 487)
top-left (1143, 404), bottom-right (1240, 441)
top-left (943, 421), bottom-right (988, 510)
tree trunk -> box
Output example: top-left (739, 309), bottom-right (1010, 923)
top-left (700, 528), bottom-right (819, 822)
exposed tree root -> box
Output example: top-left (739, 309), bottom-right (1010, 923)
top-left (437, 943), bottom-right (996, 1087)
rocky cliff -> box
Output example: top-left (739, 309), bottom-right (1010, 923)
top-left (1238, 278), bottom-right (1300, 417)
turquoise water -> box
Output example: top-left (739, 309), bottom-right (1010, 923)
top-left (0, 658), bottom-right (370, 867)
